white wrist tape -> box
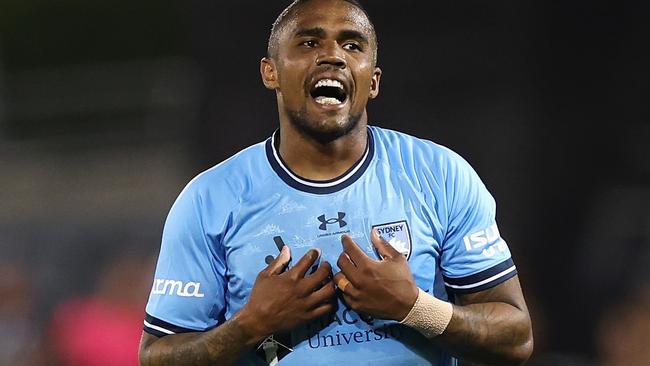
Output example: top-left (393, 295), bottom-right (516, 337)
top-left (399, 288), bottom-right (453, 338)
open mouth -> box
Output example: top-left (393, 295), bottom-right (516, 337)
top-left (310, 79), bottom-right (348, 106)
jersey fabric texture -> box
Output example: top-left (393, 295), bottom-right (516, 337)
top-left (144, 126), bottom-right (517, 366)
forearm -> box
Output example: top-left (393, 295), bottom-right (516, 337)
top-left (139, 313), bottom-right (264, 366)
top-left (433, 302), bottom-right (533, 366)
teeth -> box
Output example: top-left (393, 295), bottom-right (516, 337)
top-left (315, 79), bottom-right (344, 90)
top-left (315, 96), bottom-right (342, 105)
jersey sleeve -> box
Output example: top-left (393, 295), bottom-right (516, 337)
top-left (143, 182), bottom-right (230, 337)
top-left (439, 153), bottom-right (517, 295)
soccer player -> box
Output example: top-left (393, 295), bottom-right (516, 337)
top-left (139, 0), bottom-right (534, 365)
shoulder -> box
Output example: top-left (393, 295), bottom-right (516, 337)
top-left (175, 140), bottom-right (270, 209)
top-left (370, 125), bottom-right (474, 180)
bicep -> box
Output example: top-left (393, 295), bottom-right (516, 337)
top-left (454, 275), bottom-right (528, 313)
top-left (140, 331), bottom-right (159, 349)
top-left (139, 331), bottom-right (160, 363)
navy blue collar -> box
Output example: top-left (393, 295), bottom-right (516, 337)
top-left (265, 129), bottom-right (375, 194)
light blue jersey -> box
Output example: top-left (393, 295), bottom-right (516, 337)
top-left (144, 126), bottom-right (517, 365)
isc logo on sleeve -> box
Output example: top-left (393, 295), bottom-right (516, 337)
top-left (462, 223), bottom-right (508, 257)
top-left (151, 279), bottom-right (205, 298)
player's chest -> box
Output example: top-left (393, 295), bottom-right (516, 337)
top-left (221, 188), bottom-right (443, 296)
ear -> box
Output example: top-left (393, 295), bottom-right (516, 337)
top-left (369, 66), bottom-right (382, 99)
top-left (260, 57), bottom-right (279, 90)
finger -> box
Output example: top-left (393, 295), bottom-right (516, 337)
top-left (371, 228), bottom-right (401, 260)
top-left (287, 248), bottom-right (321, 277)
top-left (313, 260), bottom-right (333, 280)
top-left (267, 245), bottom-right (291, 275)
top-left (336, 252), bottom-right (357, 278)
top-left (299, 261), bottom-right (332, 294)
top-left (339, 291), bottom-right (360, 311)
top-left (333, 272), bottom-right (352, 294)
top-left (333, 272), bottom-right (346, 289)
top-left (334, 272), bottom-right (361, 298)
top-left (306, 280), bottom-right (336, 308)
top-left (341, 235), bottom-right (369, 267)
top-left (308, 302), bottom-right (336, 319)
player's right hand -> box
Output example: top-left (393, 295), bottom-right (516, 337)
top-left (237, 246), bottom-right (335, 340)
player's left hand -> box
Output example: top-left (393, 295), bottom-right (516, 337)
top-left (334, 229), bottom-right (419, 321)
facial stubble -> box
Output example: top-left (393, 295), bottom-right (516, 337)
top-left (286, 106), bottom-right (362, 145)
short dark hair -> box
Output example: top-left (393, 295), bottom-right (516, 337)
top-left (267, 0), bottom-right (378, 64)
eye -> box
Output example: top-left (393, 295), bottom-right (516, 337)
top-left (302, 40), bottom-right (318, 48)
top-left (342, 42), bottom-right (362, 51)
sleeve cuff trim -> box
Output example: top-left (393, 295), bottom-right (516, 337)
top-left (443, 258), bottom-right (514, 286)
top-left (444, 264), bottom-right (516, 290)
top-left (144, 320), bottom-right (175, 335)
top-left (143, 313), bottom-right (200, 337)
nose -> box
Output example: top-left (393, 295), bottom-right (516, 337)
top-left (316, 42), bottom-right (346, 69)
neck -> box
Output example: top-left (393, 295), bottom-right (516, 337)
top-left (277, 113), bottom-right (369, 181)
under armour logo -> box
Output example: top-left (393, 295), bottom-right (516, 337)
top-left (318, 212), bottom-right (347, 231)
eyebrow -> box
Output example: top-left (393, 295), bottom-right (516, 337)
top-left (295, 27), bottom-right (326, 38)
top-left (339, 30), bottom-right (369, 44)
top-left (294, 27), bottom-right (369, 44)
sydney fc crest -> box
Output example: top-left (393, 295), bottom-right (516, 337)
top-left (372, 220), bottom-right (412, 260)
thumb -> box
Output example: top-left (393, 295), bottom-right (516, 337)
top-left (371, 228), bottom-right (400, 260)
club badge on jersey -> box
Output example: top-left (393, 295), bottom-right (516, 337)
top-left (372, 220), bottom-right (412, 260)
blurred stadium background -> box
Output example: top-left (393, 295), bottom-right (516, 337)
top-left (1, 1), bottom-right (648, 365)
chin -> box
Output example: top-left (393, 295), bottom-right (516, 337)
top-left (288, 110), bottom-right (361, 144)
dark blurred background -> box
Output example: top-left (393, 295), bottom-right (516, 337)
top-left (1, 0), bottom-right (648, 365)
